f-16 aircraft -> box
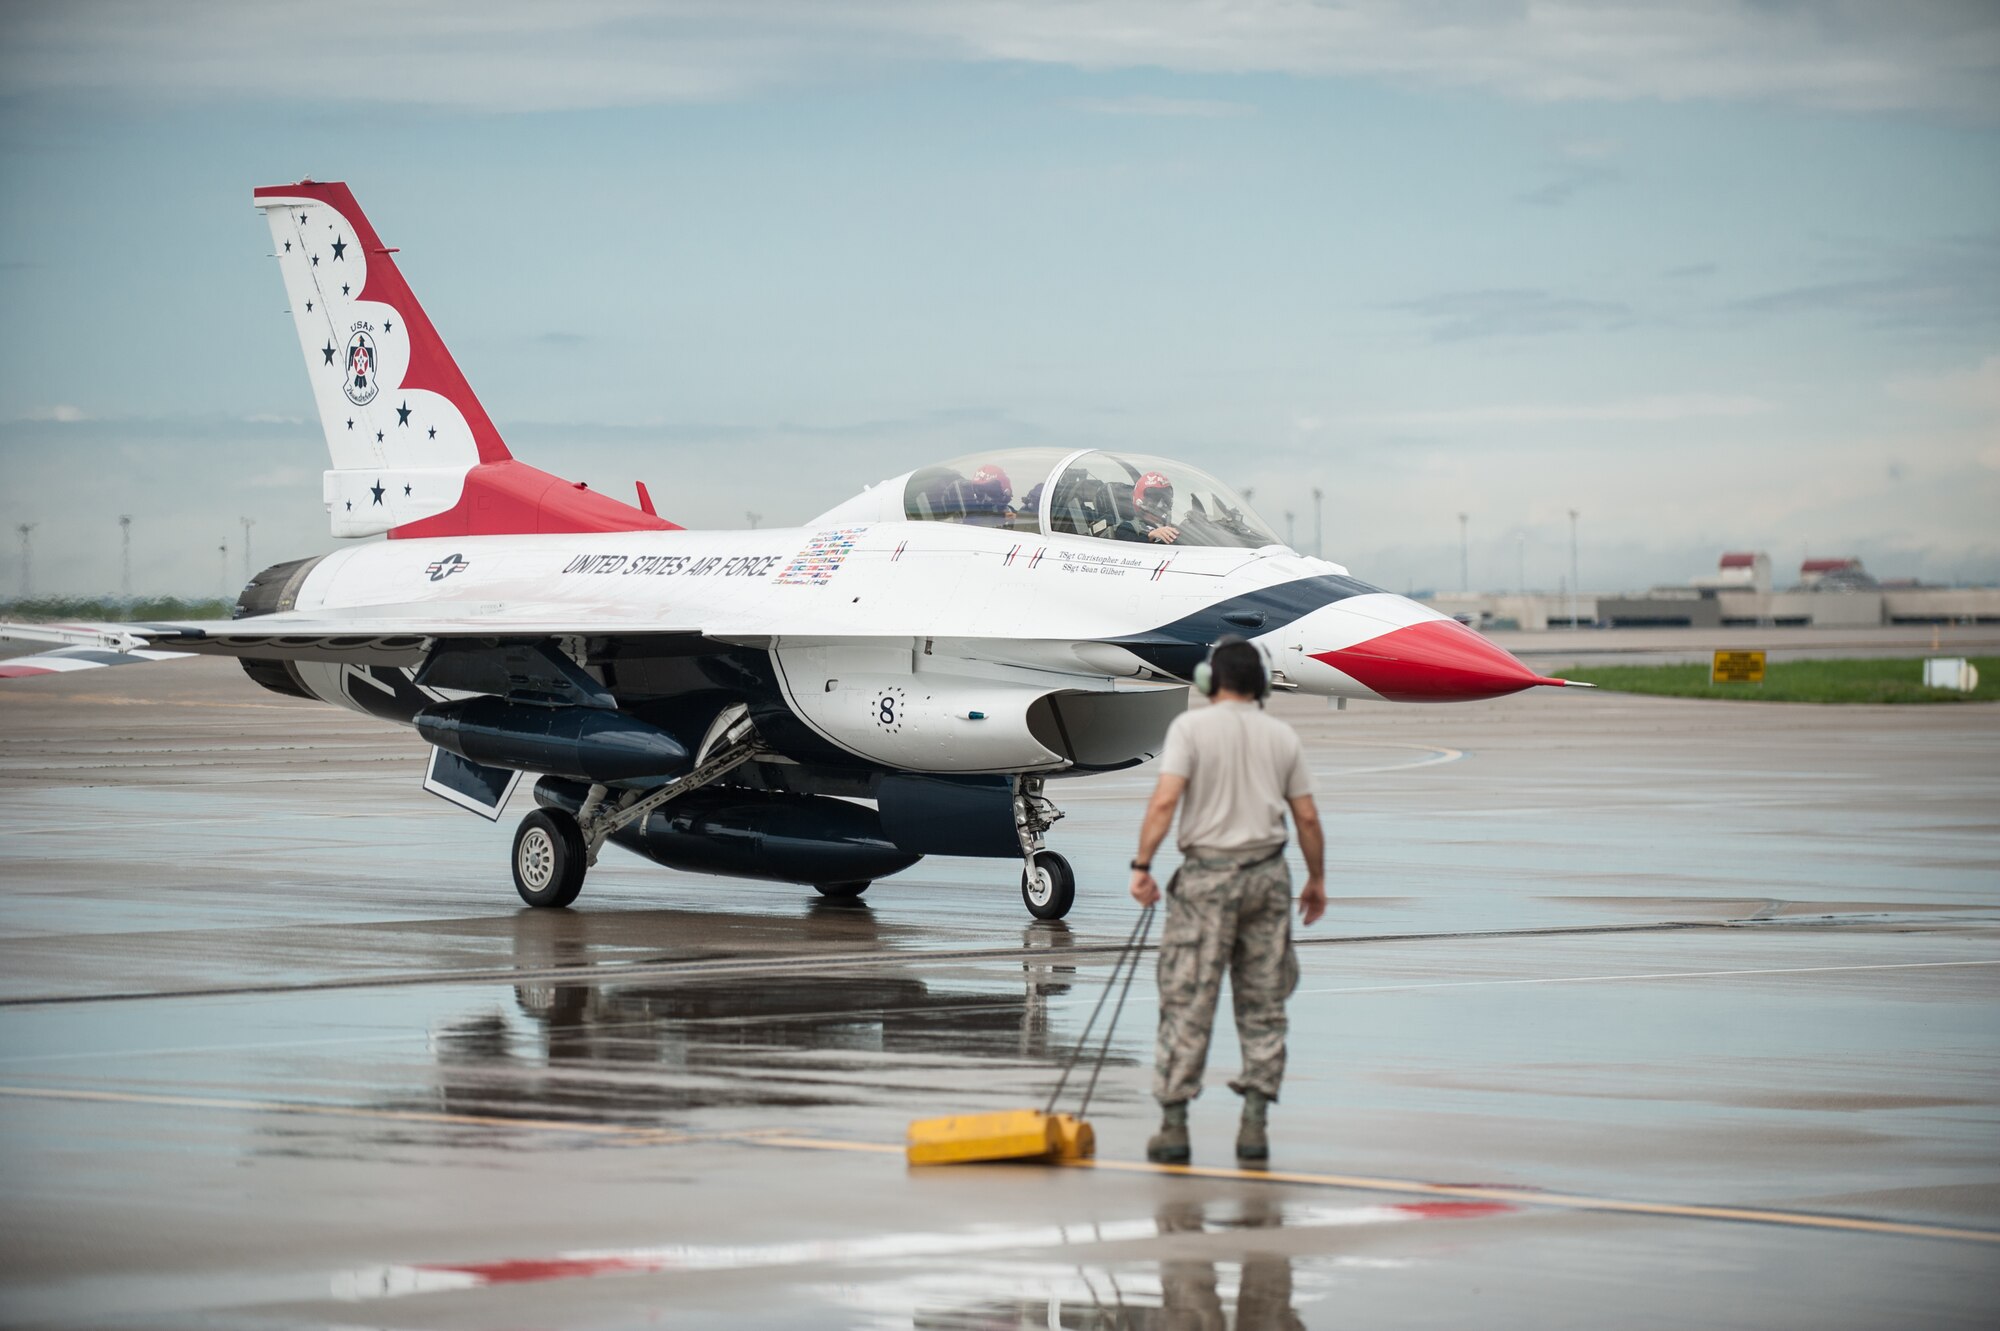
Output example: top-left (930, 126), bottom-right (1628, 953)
top-left (1, 180), bottom-right (1582, 920)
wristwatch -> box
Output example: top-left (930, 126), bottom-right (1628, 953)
top-left (1130, 860), bottom-right (1151, 871)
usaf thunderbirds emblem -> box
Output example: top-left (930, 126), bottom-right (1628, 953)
top-left (343, 330), bottom-right (380, 406)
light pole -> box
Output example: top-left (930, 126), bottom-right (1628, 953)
top-left (218, 542), bottom-right (229, 599)
top-left (745, 511), bottom-right (762, 530)
top-left (1517, 532), bottom-right (1525, 598)
top-left (239, 517), bottom-right (255, 582)
top-left (1458, 512), bottom-right (1470, 594)
top-left (16, 523), bottom-right (34, 598)
top-left (1284, 510), bottom-right (1297, 550)
top-left (1311, 487), bottom-right (1323, 560)
top-left (119, 515), bottom-right (133, 600)
top-left (1567, 508), bottom-right (1581, 628)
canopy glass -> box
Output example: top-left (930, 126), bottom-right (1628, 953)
top-left (901, 449), bottom-right (1280, 549)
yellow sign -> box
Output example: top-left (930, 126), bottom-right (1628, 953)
top-left (1711, 650), bottom-right (1766, 684)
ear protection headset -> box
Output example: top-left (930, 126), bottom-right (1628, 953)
top-left (1192, 635), bottom-right (1272, 701)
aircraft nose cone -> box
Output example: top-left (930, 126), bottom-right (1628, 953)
top-left (1310, 618), bottom-right (1572, 702)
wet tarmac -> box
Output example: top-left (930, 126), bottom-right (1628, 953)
top-left (0, 659), bottom-right (1996, 1328)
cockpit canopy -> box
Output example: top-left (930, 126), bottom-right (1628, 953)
top-left (902, 449), bottom-right (1281, 549)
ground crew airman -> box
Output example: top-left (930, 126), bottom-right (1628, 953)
top-left (1129, 637), bottom-right (1326, 1164)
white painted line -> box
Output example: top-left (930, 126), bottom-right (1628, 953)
top-left (1285, 958), bottom-right (2000, 998)
top-left (332, 1201), bottom-right (1503, 1299)
top-left (1123, 958), bottom-right (2000, 1006)
top-left (0, 1029), bottom-right (436, 1066)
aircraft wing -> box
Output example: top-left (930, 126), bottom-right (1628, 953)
top-left (1, 607), bottom-right (713, 674)
top-left (0, 621), bottom-right (190, 677)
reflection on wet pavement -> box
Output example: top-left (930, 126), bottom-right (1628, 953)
top-left (849, 1195), bottom-right (1453, 1329)
top-left (391, 908), bottom-right (1127, 1127)
top-left (1148, 1196), bottom-right (1304, 1331)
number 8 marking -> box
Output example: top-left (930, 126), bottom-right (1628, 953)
top-left (879, 696), bottom-right (896, 726)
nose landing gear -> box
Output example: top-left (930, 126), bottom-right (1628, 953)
top-left (1014, 776), bottom-right (1074, 920)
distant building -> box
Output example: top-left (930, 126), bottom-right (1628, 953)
top-left (1798, 557), bottom-right (1876, 591)
top-left (1421, 549), bottom-right (1998, 629)
top-left (1693, 551), bottom-right (1772, 595)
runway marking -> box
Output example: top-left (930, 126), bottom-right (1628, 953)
top-left (1060, 1159), bottom-right (2000, 1245)
top-left (0, 1084), bottom-right (790, 1145)
top-left (333, 1200), bottom-right (1504, 1299)
top-left (5, 1084), bottom-right (1997, 1249)
top-left (14, 960), bottom-right (1987, 1065)
top-left (0, 809), bottom-right (402, 838)
top-left (0, 1029), bottom-right (436, 1066)
top-left (1062, 742), bottom-right (1463, 799)
top-left (1273, 958), bottom-right (2000, 1000)
top-left (0, 695), bottom-right (311, 710)
top-left (1314, 743), bottom-right (1464, 777)
top-left (0, 918), bottom-right (1743, 1008)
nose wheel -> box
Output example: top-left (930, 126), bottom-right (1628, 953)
top-left (513, 809), bottom-right (587, 908)
top-left (1013, 775), bottom-right (1072, 920)
top-left (1021, 850), bottom-right (1075, 920)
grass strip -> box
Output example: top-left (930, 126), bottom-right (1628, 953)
top-left (1558, 656), bottom-right (1998, 704)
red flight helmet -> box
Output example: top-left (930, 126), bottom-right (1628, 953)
top-left (1134, 470), bottom-right (1175, 519)
top-left (968, 464), bottom-right (1013, 508)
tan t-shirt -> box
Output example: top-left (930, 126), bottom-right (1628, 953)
top-left (1157, 700), bottom-right (1313, 854)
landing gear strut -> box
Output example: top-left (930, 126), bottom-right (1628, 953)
top-left (510, 708), bottom-right (762, 909)
top-left (1014, 776), bottom-right (1073, 920)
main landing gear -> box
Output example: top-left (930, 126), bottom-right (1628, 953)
top-left (511, 709), bottom-right (760, 909)
top-left (1014, 776), bottom-right (1074, 921)
top-left (512, 809), bottom-right (587, 908)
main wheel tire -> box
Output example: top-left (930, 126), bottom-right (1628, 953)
top-left (513, 809), bottom-right (587, 908)
top-left (1021, 850), bottom-right (1076, 921)
top-left (813, 880), bottom-right (871, 898)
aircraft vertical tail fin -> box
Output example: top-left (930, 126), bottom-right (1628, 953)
top-left (253, 180), bottom-right (674, 539)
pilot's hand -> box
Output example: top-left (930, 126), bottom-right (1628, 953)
top-left (1298, 875), bottom-right (1327, 926)
top-left (1130, 868), bottom-right (1161, 907)
top-left (1146, 525), bottom-right (1181, 544)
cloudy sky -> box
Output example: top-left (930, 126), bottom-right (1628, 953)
top-left (1, 0), bottom-right (1996, 598)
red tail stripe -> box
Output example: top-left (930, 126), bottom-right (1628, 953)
top-left (254, 181), bottom-right (510, 467)
top-left (388, 461), bottom-right (679, 539)
top-left (256, 180), bottom-right (674, 538)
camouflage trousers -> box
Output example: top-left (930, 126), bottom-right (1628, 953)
top-left (1153, 848), bottom-right (1300, 1105)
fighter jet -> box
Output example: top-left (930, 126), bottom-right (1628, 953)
top-left (0, 180), bottom-right (1582, 920)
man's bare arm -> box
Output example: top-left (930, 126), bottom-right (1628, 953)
top-left (1289, 792), bottom-right (1327, 926)
top-left (1129, 773), bottom-right (1186, 907)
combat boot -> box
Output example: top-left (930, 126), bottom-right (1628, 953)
top-left (1146, 1101), bottom-right (1190, 1165)
top-left (1236, 1090), bottom-right (1270, 1163)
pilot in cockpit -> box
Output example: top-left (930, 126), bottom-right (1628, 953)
top-left (961, 464), bottom-right (1014, 526)
top-left (1128, 471), bottom-right (1182, 544)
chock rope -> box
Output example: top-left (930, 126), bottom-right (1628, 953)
top-left (1043, 905), bottom-right (1154, 1120)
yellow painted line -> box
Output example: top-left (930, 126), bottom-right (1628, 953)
top-left (7, 1084), bottom-right (1996, 1246)
top-left (756, 1133), bottom-right (906, 1156)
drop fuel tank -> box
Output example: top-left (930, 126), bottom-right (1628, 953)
top-left (535, 778), bottom-right (922, 887)
top-left (417, 698), bottom-right (691, 783)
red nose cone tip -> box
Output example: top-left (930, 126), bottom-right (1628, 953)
top-left (1311, 619), bottom-right (1574, 702)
